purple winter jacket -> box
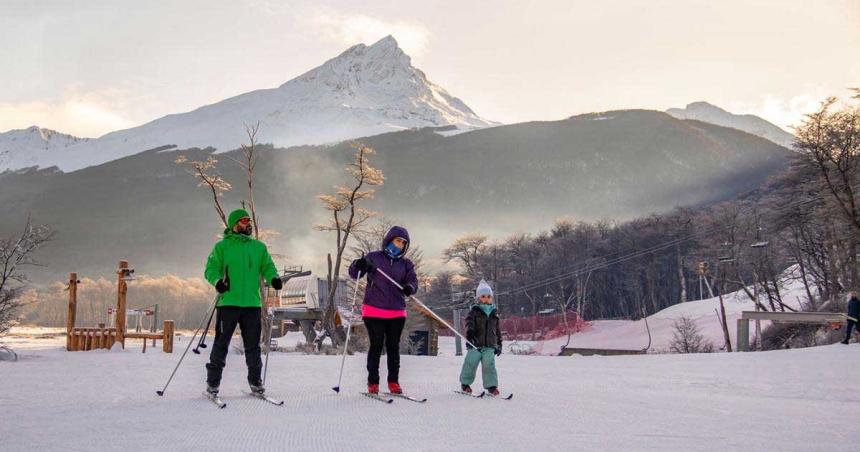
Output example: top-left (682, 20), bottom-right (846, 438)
top-left (348, 226), bottom-right (418, 312)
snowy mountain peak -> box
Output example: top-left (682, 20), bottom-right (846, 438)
top-left (1, 36), bottom-right (496, 173)
top-left (667, 101), bottom-right (795, 149)
top-left (0, 126), bottom-right (90, 172)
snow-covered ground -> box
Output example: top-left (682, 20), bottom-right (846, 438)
top-left (508, 270), bottom-right (812, 355)
top-left (2, 329), bottom-right (858, 452)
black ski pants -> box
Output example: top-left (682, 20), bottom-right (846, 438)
top-left (206, 306), bottom-right (262, 387)
top-left (845, 319), bottom-right (858, 343)
top-left (363, 317), bottom-right (406, 385)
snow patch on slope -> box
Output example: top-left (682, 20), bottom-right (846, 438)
top-left (667, 101), bottom-right (796, 149)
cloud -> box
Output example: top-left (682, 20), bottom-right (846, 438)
top-left (0, 86), bottom-right (137, 137)
top-left (312, 12), bottom-right (430, 58)
top-left (729, 88), bottom-right (831, 131)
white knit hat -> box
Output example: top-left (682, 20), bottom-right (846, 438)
top-left (475, 279), bottom-right (494, 299)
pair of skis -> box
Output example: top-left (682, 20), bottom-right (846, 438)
top-left (203, 390), bottom-right (284, 409)
top-left (455, 390), bottom-right (513, 400)
top-left (361, 390), bottom-right (513, 404)
top-left (361, 392), bottom-right (428, 404)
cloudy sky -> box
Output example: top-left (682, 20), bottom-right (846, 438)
top-left (1, 0), bottom-right (858, 137)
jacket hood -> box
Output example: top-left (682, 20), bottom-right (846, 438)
top-left (382, 226), bottom-right (410, 257)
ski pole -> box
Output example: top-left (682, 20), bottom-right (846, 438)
top-left (332, 271), bottom-right (362, 393)
top-left (375, 268), bottom-right (478, 350)
top-left (262, 292), bottom-right (277, 387)
top-left (192, 306), bottom-right (216, 354)
top-left (156, 293), bottom-right (220, 396)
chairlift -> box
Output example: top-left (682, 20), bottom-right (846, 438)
top-left (750, 241), bottom-right (770, 249)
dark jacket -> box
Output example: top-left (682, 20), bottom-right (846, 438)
top-left (465, 305), bottom-right (502, 350)
top-left (848, 296), bottom-right (860, 320)
top-left (348, 226), bottom-right (418, 312)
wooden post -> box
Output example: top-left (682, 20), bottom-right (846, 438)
top-left (163, 320), bottom-right (175, 353)
top-left (66, 273), bottom-right (78, 351)
top-left (116, 260), bottom-right (128, 349)
top-left (737, 318), bottom-right (750, 352)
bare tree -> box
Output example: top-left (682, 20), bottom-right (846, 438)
top-left (227, 122), bottom-right (264, 240)
top-left (316, 143), bottom-right (385, 344)
top-left (0, 218), bottom-right (53, 342)
top-left (174, 155), bottom-right (232, 227)
top-left (443, 234), bottom-right (488, 278)
top-left (796, 94), bottom-right (860, 286)
top-left (669, 316), bottom-right (714, 353)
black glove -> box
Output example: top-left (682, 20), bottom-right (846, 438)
top-left (494, 347), bottom-right (502, 356)
top-left (466, 337), bottom-right (476, 349)
top-left (270, 277), bottom-right (283, 291)
top-left (215, 279), bottom-right (229, 294)
top-left (402, 285), bottom-right (415, 297)
top-left (353, 256), bottom-right (376, 275)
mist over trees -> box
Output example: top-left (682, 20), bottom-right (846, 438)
top-left (424, 93), bottom-right (860, 342)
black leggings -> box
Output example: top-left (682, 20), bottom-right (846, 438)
top-left (363, 317), bottom-right (406, 385)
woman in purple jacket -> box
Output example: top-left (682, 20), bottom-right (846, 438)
top-left (349, 226), bottom-right (418, 395)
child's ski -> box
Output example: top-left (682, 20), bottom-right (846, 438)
top-left (361, 392), bottom-right (394, 404)
top-left (486, 393), bottom-right (514, 400)
top-left (245, 391), bottom-right (285, 406)
top-left (454, 390), bottom-right (485, 398)
top-left (203, 391), bottom-right (227, 408)
top-left (384, 393), bottom-right (427, 403)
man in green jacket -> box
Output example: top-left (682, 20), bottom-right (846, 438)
top-left (204, 209), bottom-right (282, 396)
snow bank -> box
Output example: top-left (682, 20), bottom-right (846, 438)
top-left (531, 267), bottom-right (811, 354)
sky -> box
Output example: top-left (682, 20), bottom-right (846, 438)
top-left (0, 0), bottom-right (858, 138)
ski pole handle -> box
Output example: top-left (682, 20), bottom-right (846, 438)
top-left (375, 268), bottom-right (479, 350)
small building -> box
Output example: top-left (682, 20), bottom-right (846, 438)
top-left (401, 302), bottom-right (443, 356)
top-left (265, 274), bottom-right (348, 342)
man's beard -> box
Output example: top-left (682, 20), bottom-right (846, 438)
top-left (239, 225), bottom-right (253, 236)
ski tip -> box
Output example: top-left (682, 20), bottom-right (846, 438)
top-left (386, 398), bottom-right (394, 404)
top-left (156, 390), bottom-right (164, 396)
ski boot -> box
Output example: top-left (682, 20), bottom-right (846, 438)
top-left (367, 383), bottom-right (380, 394)
top-left (487, 386), bottom-right (500, 396)
top-left (461, 384), bottom-right (472, 394)
top-left (388, 382), bottom-right (403, 394)
top-left (249, 380), bottom-right (265, 395)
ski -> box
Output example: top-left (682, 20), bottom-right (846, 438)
top-left (204, 391), bottom-right (227, 409)
top-left (486, 393), bottom-right (514, 400)
top-left (384, 393), bottom-right (427, 403)
top-left (454, 390), bottom-right (485, 398)
top-left (361, 392), bottom-right (394, 404)
top-left (245, 391), bottom-right (284, 406)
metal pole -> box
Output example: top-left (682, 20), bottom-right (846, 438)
top-left (332, 271), bottom-right (362, 393)
top-left (376, 268), bottom-right (478, 350)
top-left (453, 308), bottom-right (463, 356)
top-left (156, 294), bottom-right (220, 396)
